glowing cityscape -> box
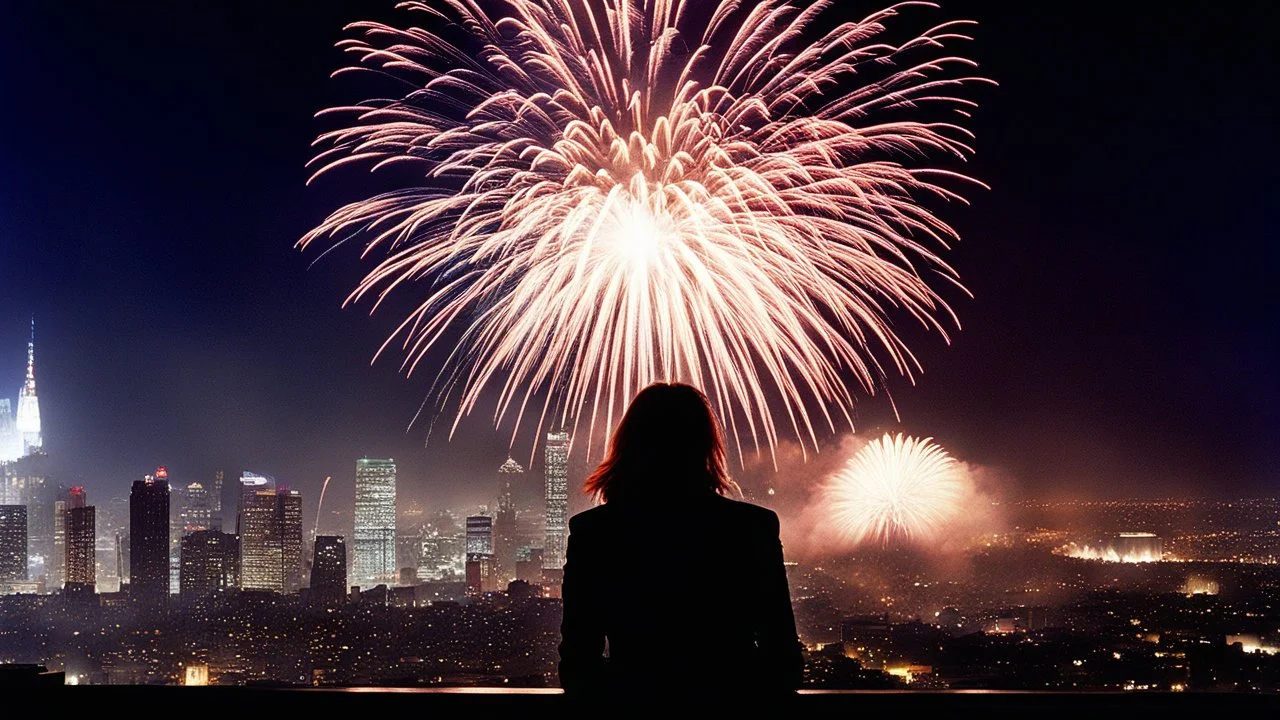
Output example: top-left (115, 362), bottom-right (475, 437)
top-left (0, 0), bottom-right (1275, 702)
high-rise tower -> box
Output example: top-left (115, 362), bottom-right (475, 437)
top-left (130, 470), bottom-right (171, 602)
top-left (543, 432), bottom-right (570, 571)
top-left (237, 472), bottom-right (275, 535)
top-left (179, 529), bottom-right (237, 598)
top-left (239, 488), bottom-right (303, 594)
top-left (353, 458), bottom-right (396, 587)
top-left (0, 505), bottom-right (27, 583)
top-left (64, 487), bottom-right (95, 595)
top-left (494, 458), bottom-right (523, 584)
top-left (310, 535), bottom-right (347, 605)
top-left (14, 318), bottom-right (41, 455)
top-left (210, 470), bottom-right (225, 528)
top-left (180, 482), bottom-right (211, 534)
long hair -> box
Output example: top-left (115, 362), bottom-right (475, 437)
top-left (584, 382), bottom-right (734, 504)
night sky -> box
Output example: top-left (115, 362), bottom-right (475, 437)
top-left (0, 1), bottom-right (1275, 519)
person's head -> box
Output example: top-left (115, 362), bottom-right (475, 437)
top-left (584, 382), bottom-right (734, 503)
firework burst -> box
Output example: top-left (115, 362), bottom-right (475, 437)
top-left (301, 0), bottom-right (990, 457)
top-left (825, 433), bottom-right (962, 546)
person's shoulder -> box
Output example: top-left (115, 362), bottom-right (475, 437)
top-left (709, 495), bottom-right (780, 533)
top-left (568, 504), bottom-right (611, 533)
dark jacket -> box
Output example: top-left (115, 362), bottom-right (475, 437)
top-left (558, 493), bottom-right (804, 697)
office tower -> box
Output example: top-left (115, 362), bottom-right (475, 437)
top-left (494, 458), bottom-right (523, 584)
top-left (280, 490), bottom-right (302, 593)
top-left (354, 458), bottom-right (396, 587)
top-left (180, 482), bottom-right (211, 533)
top-left (240, 488), bottom-right (303, 594)
top-left (237, 472), bottom-right (275, 535)
top-left (51, 498), bottom-right (65, 589)
top-left (130, 471), bottom-right (171, 602)
top-left (179, 529), bottom-right (237, 598)
top-left (1, 454), bottom-right (53, 581)
top-left (0, 505), bottom-right (27, 582)
top-left (311, 535), bottom-right (347, 604)
top-left (64, 488), bottom-right (95, 593)
top-left (466, 515), bottom-right (493, 557)
top-left (14, 319), bottom-right (41, 455)
top-left (543, 431), bottom-right (570, 570)
top-left (210, 470), bottom-right (224, 526)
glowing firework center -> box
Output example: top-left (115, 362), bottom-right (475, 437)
top-left (826, 433), bottom-right (964, 547)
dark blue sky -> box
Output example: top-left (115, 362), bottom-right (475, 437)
top-left (0, 0), bottom-right (1275, 516)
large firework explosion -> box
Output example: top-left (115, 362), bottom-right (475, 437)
top-left (301, 0), bottom-right (989, 457)
top-left (825, 433), bottom-right (963, 546)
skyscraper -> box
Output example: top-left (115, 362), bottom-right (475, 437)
top-left (239, 488), bottom-right (303, 594)
top-left (494, 458), bottom-right (523, 584)
top-left (543, 431), bottom-right (570, 570)
top-left (280, 490), bottom-right (303, 593)
top-left (130, 471), bottom-right (171, 602)
top-left (0, 505), bottom-right (27, 583)
top-left (179, 529), bottom-right (237, 598)
top-left (210, 470), bottom-right (224, 528)
top-left (180, 482), bottom-right (211, 533)
top-left (237, 472), bottom-right (275, 534)
top-left (51, 498), bottom-right (65, 590)
top-left (466, 514), bottom-right (494, 557)
top-left (64, 487), bottom-right (95, 594)
top-left (354, 458), bottom-right (396, 587)
top-left (14, 319), bottom-right (41, 455)
top-left (310, 535), bottom-right (347, 605)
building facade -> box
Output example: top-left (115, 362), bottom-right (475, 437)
top-left (0, 504), bottom-right (27, 583)
top-left (311, 535), bottom-right (347, 604)
top-left (239, 488), bottom-right (303, 594)
top-left (354, 458), bottom-right (396, 587)
top-left (543, 431), bottom-right (570, 570)
top-left (179, 529), bottom-right (237, 598)
top-left (130, 472), bottom-right (171, 601)
top-left (494, 458), bottom-right (523, 585)
top-left (65, 488), bottom-right (95, 593)
top-left (180, 481), bottom-right (211, 534)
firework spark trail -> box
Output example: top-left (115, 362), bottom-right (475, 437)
top-left (300, 0), bottom-right (991, 459)
top-left (825, 433), bottom-right (962, 546)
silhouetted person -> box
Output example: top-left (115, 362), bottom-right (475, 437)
top-left (559, 383), bottom-right (804, 700)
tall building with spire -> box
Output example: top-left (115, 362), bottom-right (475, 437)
top-left (543, 432), bottom-right (570, 572)
top-left (494, 458), bottom-right (523, 584)
top-left (14, 318), bottom-right (41, 456)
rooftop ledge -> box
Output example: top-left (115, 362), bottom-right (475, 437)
top-left (12, 686), bottom-right (1278, 715)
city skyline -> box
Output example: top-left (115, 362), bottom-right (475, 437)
top-left (0, 0), bottom-right (1275, 693)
